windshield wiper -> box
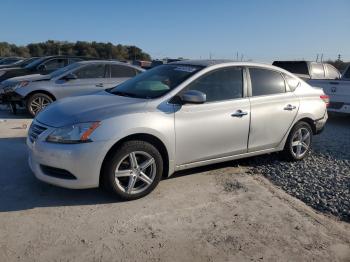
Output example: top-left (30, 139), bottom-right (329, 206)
top-left (111, 90), bottom-right (140, 98)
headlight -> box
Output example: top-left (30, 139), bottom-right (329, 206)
top-left (46, 122), bottom-right (101, 144)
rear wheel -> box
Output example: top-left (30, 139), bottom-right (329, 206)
top-left (102, 140), bottom-right (163, 200)
top-left (26, 93), bottom-right (53, 117)
top-left (282, 121), bottom-right (313, 161)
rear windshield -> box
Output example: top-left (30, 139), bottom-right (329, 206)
top-left (273, 61), bottom-right (309, 75)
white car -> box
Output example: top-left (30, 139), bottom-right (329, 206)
top-left (308, 65), bottom-right (350, 114)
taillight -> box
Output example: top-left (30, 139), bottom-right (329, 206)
top-left (320, 95), bottom-right (329, 107)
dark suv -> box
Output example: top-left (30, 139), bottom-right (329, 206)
top-left (0, 55), bottom-right (96, 83)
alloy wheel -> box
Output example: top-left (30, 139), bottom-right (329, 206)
top-left (291, 127), bottom-right (311, 159)
top-left (114, 151), bottom-right (156, 195)
top-left (30, 96), bottom-right (51, 115)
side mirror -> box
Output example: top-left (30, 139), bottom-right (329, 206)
top-left (181, 90), bottom-right (206, 104)
top-left (63, 73), bottom-right (77, 81)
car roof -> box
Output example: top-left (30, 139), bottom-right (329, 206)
top-left (74, 60), bottom-right (145, 71)
top-left (170, 59), bottom-right (273, 68)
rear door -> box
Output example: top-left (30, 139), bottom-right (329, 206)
top-left (174, 66), bottom-right (250, 166)
top-left (248, 67), bottom-right (299, 152)
top-left (53, 64), bottom-right (108, 98)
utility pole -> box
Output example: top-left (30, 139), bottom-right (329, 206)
top-left (316, 54), bottom-right (319, 62)
top-left (320, 54), bottom-right (323, 62)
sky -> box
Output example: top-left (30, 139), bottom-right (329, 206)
top-left (1, 0), bottom-right (349, 62)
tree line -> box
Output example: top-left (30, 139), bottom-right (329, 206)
top-left (0, 40), bottom-right (151, 61)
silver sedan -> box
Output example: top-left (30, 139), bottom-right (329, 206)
top-left (1, 60), bottom-right (144, 116)
top-left (27, 60), bottom-right (328, 200)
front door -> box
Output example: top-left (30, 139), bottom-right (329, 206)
top-left (54, 64), bottom-right (108, 99)
top-left (174, 66), bottom-right (250, 166)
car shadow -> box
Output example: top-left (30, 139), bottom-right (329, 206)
top-left (0, 137), bottom-right (118, 212)
top-left (0, 107), bottom-right (32, 119)
top-left (0, 112), bottom-right (348, 212)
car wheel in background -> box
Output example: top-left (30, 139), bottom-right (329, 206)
top-left (282, 121), bottom-right (313, 161)
top-left (102, 140), bottom-right (163, 200)
top-left (26, 93), bottom-right (53, 117)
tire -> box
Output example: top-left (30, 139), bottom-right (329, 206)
top-left (26, 93), bottom-right (53, 117)
top-left (282, 121), bottom-right (313, 161)
top-left (102, 140), bottom-right (163, 200)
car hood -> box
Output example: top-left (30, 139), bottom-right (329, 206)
top-left (2, 74), bottom-right (49, 85)
top-left (36, 91), bottom-right (148, 127)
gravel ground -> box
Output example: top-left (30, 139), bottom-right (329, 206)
top-left (242, 113), bottom-right (350, 222)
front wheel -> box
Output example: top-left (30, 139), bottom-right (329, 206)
top-left (26, 93), bottom-right (53, 117)
top-left (102, 140), bottom-right (163, 200)
top-left (282, 121), bottom-right (313, 161)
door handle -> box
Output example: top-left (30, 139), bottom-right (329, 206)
top-left (96, 83), bottom-right (104, 87)
top-left (284, 104), bottom-right (296, 111)
top-left (231, 110), bottom-right (248, 117)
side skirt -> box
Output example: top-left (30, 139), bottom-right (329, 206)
top-left (174, 147), bottom-right (281, 172)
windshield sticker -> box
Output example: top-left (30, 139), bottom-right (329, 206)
top-left (173, 66), bottom-right (198, 73)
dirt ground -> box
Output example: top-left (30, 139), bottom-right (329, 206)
top-left (0, 110), bottom-right (350, 262)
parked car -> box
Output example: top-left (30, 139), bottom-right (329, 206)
top-left (0, 55), bottom-right (96, 83)
top-left (307, 65), bottom-right (350, 114)
top-left (0, 60), bottom-right (144, 116)
top-left (132, 60), bottom-right (152, 69)
top-left (150, 60), bottom-right (164, 68)
top-left (27, 60), bottom-right (328, 200)
top-left (272, 61), bottom-right (341, 80)
top-left (0, 57), bottom-right (23, 66)
top-left (0, 57), bottom-right (39, 69)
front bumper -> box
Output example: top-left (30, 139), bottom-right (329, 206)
top-left (27, 122), bottom-right (111, 189)
top-left (0, 90), bottom-right (24, 105)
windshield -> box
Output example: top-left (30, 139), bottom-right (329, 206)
top-left (108, 64), bottom-right (203, 99)
top-left (49, 62), bottom-right (82, 78)
top-left (20, 57), bottom-right (39, 67)
top-left (24, 57), bottom-right (48, 69)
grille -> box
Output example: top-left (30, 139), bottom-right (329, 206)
top-left (328, 102), bottom-right (344, 109)
top-left (29, 123), bottom-right (47, 142)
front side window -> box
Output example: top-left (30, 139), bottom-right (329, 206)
top-left (41, 59), bottom-right (67, 71)
top-left (249, 68), bottom-right (286, 96)
top-left (185, 67), bottom-right (243, 102)
top-left (108, 64), bottom-right (203, 99)
top-left (325, 64), bottom-right (340, 79)
top-left (75, 64), bottom-right (106, 79)
top-left (111, 65), bottom-right (137, 78)
top-left (310, 63), bottom-right (325, 79)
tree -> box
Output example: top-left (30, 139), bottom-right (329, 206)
top-left (0, 41), bottom-right (151, 61)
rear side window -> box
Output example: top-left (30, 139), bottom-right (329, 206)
top-left (325, 64), bottom-right (340, 79)
top-left (186, 67), bottom-right (243, 102)
top-left (111, 65), bottom-right (137, 78)
top-left (249, 68), bottom-right (286, 96)
top-left (284, 74), bottom-right (300, 92)
top-left (310, 63), bottom-right (325, 79)
top-left (75, 64), bottom-right (106, 79)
